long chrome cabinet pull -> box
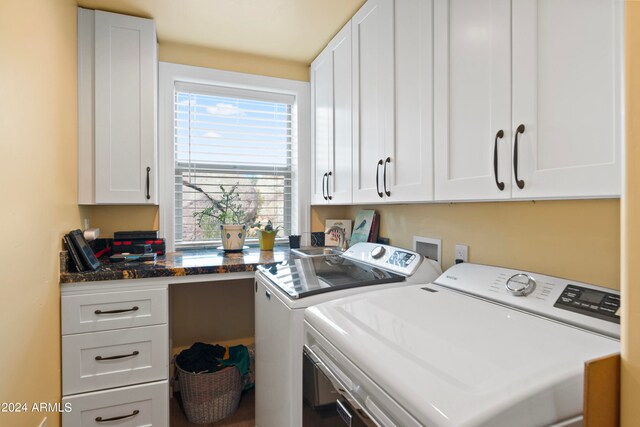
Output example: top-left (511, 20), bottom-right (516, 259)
top-left (95, 350), bottom-right (139, 361)
top-left (513, 124), bottom-right (525, 189)
top-left (383, 157), bottom-right (391, 197)
top-left (493, 130), bottom-right (505, 191)
top-left (376, 160), bottom-right (383, 198)
top-left (146, 167), bottom-right (151, 200)
top-left (96, 410), bottom-right (140, 423)
top-left (322, 173), bottom-right (328, 200)
top-left (327, 171), bottom-right (333, 200)
top-left (94, 306), bottom-right (139, 315)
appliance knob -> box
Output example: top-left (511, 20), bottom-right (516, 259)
top-left (371, 246), bottom-right (386, 259)
top-left (506, 274), bottom-right (536, 296)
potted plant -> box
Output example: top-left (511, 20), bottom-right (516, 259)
top-left (252, 220), bottom-right (282, 251)
top-left (191, 183), bottom-right (256, 251)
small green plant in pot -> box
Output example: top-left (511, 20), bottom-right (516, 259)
top-left (252, 220), bottom-right (282, 251)
top-left (191, 183), bottom-right (255, 251)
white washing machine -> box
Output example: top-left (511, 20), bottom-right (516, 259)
top-left (304, 263), bottom-right (621, 427)
top-left (254, 243), bottom-right (442, 427)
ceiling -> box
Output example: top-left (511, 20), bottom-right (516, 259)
top-left (77, 0), bottom-right (365, 64)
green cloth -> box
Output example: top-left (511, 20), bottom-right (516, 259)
top-left (220, 345), bottom-right (250, 377)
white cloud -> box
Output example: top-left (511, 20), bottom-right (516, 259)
top-left (206, 103), bottom-right (242, 116)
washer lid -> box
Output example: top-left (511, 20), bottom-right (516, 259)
top-left (257, 256), bottom-right (405, 299)
top-left (304, 284), bottom-right (620, 427)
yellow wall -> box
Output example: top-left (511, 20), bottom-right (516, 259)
top-left (0, 0), bottom-right (80, 425)
top-left (621, 1), bottom-right (640, 424)
top-left (159, 42), bottom-right (310, 82)
top-left (313, 199), bottom-right (620, 289)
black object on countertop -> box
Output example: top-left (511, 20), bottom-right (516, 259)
top-left (67, 229), bottom-right (101, 271)
top-left (113, 230), bottom-right (159, 240)
top-left (288, 235), bottom-right (301, 249)
top-left (310, 232), bottom-right (325, 247)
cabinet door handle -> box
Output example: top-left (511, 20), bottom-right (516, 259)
top-left (146, 167), bottom-right (151, 200)
top-left (383, 157), bottom-right (391, 197)
top-left (327, 171), bottom-right (333, 200)
top-left (493, 130), bottom-right (505, 191)
top-left (513, 124), bottom-right (525, 189)
top-left (95, 350), bottom-right (139, 361)
top-left (322, 173), bottom-right (328, 200)
top-left (94, 306), bottom-right (139, 315)
top-left (265, 290), bottom-right (271, 299)
top-left (376, 160), bottom-right (383, 198)
top-left (96, 410), bottom-right (140, 423)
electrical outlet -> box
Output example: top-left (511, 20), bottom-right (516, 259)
top-left (455, 244), bottom-right (468, 263)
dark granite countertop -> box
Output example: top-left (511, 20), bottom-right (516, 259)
top-left (59, 247), bottom-right (291, 284)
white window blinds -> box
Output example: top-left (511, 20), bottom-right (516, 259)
top-left (174, 82), bottom-right (297, 246)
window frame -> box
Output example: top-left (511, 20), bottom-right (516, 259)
top-left (159, 62), bottom-right (311, 251)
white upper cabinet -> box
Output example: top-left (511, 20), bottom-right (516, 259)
top-left (352, 0), bottom-right (434, 203)
top-left (435, 0), bottom-right (622, 201)
top-left (511, 0), bottom-right (622, 199)
top-left (78, 8), bottom-right (158, 205)
top-left (351, 0), bottom-right (395, 203)
top-left (311, 22), bottom-right (352, 205)
top-left (311, 49), bottom-right (332, 204)
top-left (434, 0), bottom-right (512, 201)
top-left (387, 0), bottom-right (435, 202)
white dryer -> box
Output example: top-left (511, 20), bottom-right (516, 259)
top-left (304, 263), bottom-right (620, 427)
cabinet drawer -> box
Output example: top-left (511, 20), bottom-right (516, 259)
top-left (63, 380), bottom-right (168, 427)
top-left (62, 288), bottom-right (167, 334)
top-left (62, 324), bottom-right (168, 395)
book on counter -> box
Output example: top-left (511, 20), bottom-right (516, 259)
top-left (349, 210), bottom-right (377, 246)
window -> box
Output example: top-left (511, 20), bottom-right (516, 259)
top-left (159, 63), bottom-right (310, 251)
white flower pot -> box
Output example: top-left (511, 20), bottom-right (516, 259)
top-left (220, 224), bottom-right (247, 251)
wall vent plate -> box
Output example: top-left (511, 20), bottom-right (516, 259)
top-left (413, 236), bottom-right (441, 268)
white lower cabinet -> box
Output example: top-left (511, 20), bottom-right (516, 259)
top-left (61, 288), bottom-right (167, 335)
top-left (61, 282), bottom-right (169, 426)
top-left (62, 324), bottom-right (168, 395)
top-left (62, 380), bottom-right (168, 427)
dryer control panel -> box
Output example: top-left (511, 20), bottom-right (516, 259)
top-left (434, 263), bottom-right (620, 339)
top-left (554, 284), bottom-right (620, 324)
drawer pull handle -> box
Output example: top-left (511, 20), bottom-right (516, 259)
top-left (96, 409), bottom-right (139, 423)
top-left (94, 306), bottom-right (139, 315)
top-left (95, 350), bottom-right (139, 361)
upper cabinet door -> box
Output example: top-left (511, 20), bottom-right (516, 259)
top-left (93, 11), bottom-right (157, 204)
top-left (434, 0), bottom-right (512, 201)
top-left (310, 49), bottom-right (333, 205)
top-left (310, 21), bottom-right (352, 205)
top-left (511, 0), bottom-right (623, 199)
top-left (386, 0), bottom-right (434, 202)
top-left (328, 22), bottom-right (353, 205)
top-left (352, 0), bottom-right (395, 203)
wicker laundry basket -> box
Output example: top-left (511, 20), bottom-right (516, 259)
top-left (176, 362), bottom-right (242, 424)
